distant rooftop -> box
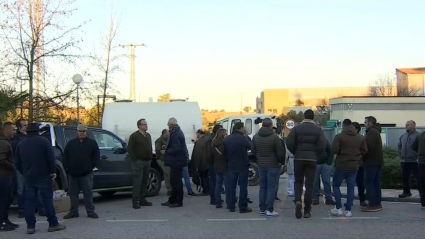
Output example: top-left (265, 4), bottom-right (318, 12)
top-left (396, 68), bottom-right (425, 74)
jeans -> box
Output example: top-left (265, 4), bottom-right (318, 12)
top-left (294, 160), bottom-right (316, 212)
top-left (401, 162), bottom-right (420, 194)
top-left (182, 166), bottom-right (193, 193)
top-left (69, 173), bottom-right (95, 214)
top-left (16, 170), bottom-right (44, 214)
top-left (259, 167), bottom-right (280, 212)
top-left (169, 168), bottom-right (184, 205)
top-left (0, 177), bottom-right (13, 224)
top-left (131, 160), bottom-right (151, 203)
top-left (208, 164), bottom-right (216, 203)
top-left (313, 164), bottom-right (332, 200)
top-left (364, 165), bottom-right (382, 207)
top-left (25, 177), bottom-right (59, 228)
top-left (215, 172), bottom-right (227, 206)
top-left (356, 166), bottom-right (366, 202)
top-left (158, 161), bottom-right (172, 193)
top-left (418, 163), bottom-right (425, 207)
top-left (199, 169), bottom-right (209, 194)
top-left (333, 169), bottom-right (357, 211)
top-left (226, 168), bottom-right (249, 211)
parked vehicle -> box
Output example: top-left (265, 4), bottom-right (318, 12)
top-left (38, 123), bottom-right (164, 197)
top-left (215, 114), bottom-right (282, 186)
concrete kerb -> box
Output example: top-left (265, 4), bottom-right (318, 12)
top-left (340, 194), bottom-right (421, 203)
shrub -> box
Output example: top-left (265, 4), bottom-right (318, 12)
top-left (381, 146), bottom-right (418, 189)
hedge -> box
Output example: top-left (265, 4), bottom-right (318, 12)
top-left (381, 146), bottom-right (418, 189)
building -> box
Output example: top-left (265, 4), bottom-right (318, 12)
top-left (256, 87), bottom-right (370, 116)
top-left (396, 68), bottom-right (425, 96)
top-left (329, 96), bottom-right (425, 127)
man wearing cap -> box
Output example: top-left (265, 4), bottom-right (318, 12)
top-left (15, 123), bottom-right (66, 234)
top-left (63, 124), bottom-right (100, 219)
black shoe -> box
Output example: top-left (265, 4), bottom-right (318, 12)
top-left (63, 213), bottom-right (79, 219)
top-left (169, 203), bottom-right (183, 208)
top-left (139, 200), bottom-right (153, 206)
top-left (216, 205), bottom-right (223, 208)
top-left (161, 202), bottom-right (171, 206)
top-left (312, 199), bottom-right (320, 205)
top-left (304, 211), bottom-right (312, 218)
top-left (38, 209), bottom-right (46, 217)
top-left (240, 207), bottom-right (253, 213)
top-left (326, 199), bottom-right (336, 205)
top-left (247, 199), bottom-right (253, 204)
top-left (87, 212), bottom-right (99, 219)
top-left (5, 221), bottom-right (19, 229)
top-left (188, 192), bottom-right (197, 196)
top-left (0, 224), bottom-right (15, 232)
top-left (295, 202), bottom-right (302, 219)
top-left (132, 204), bottom-right (141, 209)
top-left (18, 212), bottom-right (25, 218)
top-left (398, 193), bottom-right (412, 198)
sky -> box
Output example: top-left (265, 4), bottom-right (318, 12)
top-left (70, 0), bottom-right (425, 111)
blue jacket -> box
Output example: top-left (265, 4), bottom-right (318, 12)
top-left (224, 130), bottom-right (251, 171)
top-left (164, 126), bottom-right (188, 169)
top-left (15, 133), bottom-right (56, 180)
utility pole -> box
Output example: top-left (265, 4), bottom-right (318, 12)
top-left (119, 44), bottom-right (145, 101)
top-left (238, 93), bottom-right (244, 115)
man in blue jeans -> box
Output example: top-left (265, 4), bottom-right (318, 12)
top-left (362, 116), bottom-right (384, 212)
top-left (251, 118), bottom-right (286, 217)
top-left (224, 122), bottom-right (252, 213)
top-left (331, 119), bottom-right (368, 217)
top-left (411, 130), bottom-right (425, 210)
top-left (15, 123), bottom-right (66, 234)
top-left (313, 140), bottom-right (335, 206)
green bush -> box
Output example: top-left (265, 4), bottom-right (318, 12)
top-left (381, 146), bottom-right (418, 189)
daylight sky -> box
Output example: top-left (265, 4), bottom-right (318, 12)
top-left (72, 0), bottom-right (425, 111)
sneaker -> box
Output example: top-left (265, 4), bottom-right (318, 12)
top-left (188, 192), bottom-right (197, 196)
top-left (260, 211), bottom-right (266, 216)
top-left (331, 207), bottom-right (343, 216)
top-left (312, 199), bottom-right (320, 205)
top-left (63, 213), bottom-right (79, 219)
top-left (398, 193), bottom-right (412, 198)
top-left (266, 211), bottom-right (279, 217)
top-left (139, 200), bottom-right (153, 206)
top-left (87, 212), bottom-right (99, 219)
top-left (295, 202), bottom-right (302, 219)
top-left (0, 224), bottom-right (15, 232)
top-left (161, 202), bottom-right (170, 206)
top-left (274, 196), bottom-right (281, 202)
top-left (345, 210), bottom-right (353, 217)
top-left (303, 211), bottom-right (311, 218)
top-left (240, 207), bottom-right (253, 213)
top-left (27, 228), bottom-right (35, 234)
top-left (326, 199), bottom-right (336, 205)
top-left (48, 224), bottom-right (66, 232)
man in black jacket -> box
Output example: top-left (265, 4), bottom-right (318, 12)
top-left (313, 139), bottom-right (335, 206)
top-left (63, 124), bottom-right (100, 219)
top-left (206, 125), bottom-right (223, 204)
top-left (286, 110), bottom-right (326, 219)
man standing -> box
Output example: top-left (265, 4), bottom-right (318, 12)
top-left (251, 118), bottom-right (286, 217)
top-left (313, 139), bottom-right (335, 206)
top-left (161, 118), bottom-right (188, 207)
top-left (206, 125), bottom-right (223, 205)
top-left (331, 119), bottom-right (368, 217)
top-left (286, 110), bottom-right (326, 219)
top-left (398, 120), bottom-right (420, 198)
top-left (15, 123), bottom-right (65, 234)
top-left (127, 119), bottom-right (153, 209)
top-left (156, 129), bottom-right (172, 196)
top-left (192, 129), bottom-right (209, 196)
top-left (0, 124), bottom-right (18, 231)
top-left (411, 128), bottom-right (425, 210)
top-left (224, 122), bottom-right (252, 213)
top-left (362, 116), bottom-right (384, 212)
top-left (63, 124), bottom-right (100, 219)
top-left (352, 122), bottom-right (367, 206)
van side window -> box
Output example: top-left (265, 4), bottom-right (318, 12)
top-left (230, 119), bottom-right (241, 132)
top-left (222, 120), bottom-right (229, 131)
top-left (245, 119), bottom-right (252, 135)
top-left (92, 131), bottom-right (123, 150)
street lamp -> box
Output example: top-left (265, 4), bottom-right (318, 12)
top-left (72, 74), bottom-right (83, 124)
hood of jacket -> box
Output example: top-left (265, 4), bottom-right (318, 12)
top-left (367, 124), bottom-right (382, 133)
top-left (212, 137), bottom-right (224, 147)
top-left (343, 125), bottom-right (358, 136)
top-left (258, 127), bottom-right (274, 137)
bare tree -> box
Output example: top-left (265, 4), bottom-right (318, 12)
top-left (368, 73), bottom-right (422, 96)
top-left (0, 0), bottom-right (87, 122)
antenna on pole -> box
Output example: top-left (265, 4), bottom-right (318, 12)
top-left (119, 43), bottom-right (146, 101)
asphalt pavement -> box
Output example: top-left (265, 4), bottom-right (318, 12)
top-left (4, 177), bottom-right (425, 239)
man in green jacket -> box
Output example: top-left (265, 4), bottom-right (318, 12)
top-left (155, 129), bottom-right (171, 195)
top-left (411, 130), bottom-right (425, 210)
top-left (128, 119), bottom-right (153, 209)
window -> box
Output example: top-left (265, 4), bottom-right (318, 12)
top-left (222, 120), bottom-right (229, 131)
top-left (272, 109), bottom-right (277, 114)
top-left (245, 119), bottom-right (252, 135)
top-left (92, 131), bottom-right (123, 150)
top-left (230, 119), bottom-right (241, 132)
top-left (64, 129), bottom-right (77, 143)
top-left (268, 109), bottom-right (272, 113)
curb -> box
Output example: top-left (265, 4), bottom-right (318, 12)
top-left (340, 194), bottom-right (421, 203)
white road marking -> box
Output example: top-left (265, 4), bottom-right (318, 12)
top-left (105, 219), bottom-right (168, 222)
top-left (322, 217), bottom-right (379, 220)
top-left (12, 221), bottom-right (64, 224)
top-left (206, 218), bottom-right (266, 221)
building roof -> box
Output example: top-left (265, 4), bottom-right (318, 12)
top-left (396, 68), bottom-right (425, 74)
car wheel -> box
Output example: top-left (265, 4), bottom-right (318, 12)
top-left (248, 162), bottom-right (260, 186)
top-left (98, 191), bottom-right (117, 197)
top-left (146, 168), bottom-right (161, 197)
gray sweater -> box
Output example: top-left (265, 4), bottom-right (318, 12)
top-left (251, 127), bottom-right (286, 168)
top-left (398, 131), bottom-right (420, 163)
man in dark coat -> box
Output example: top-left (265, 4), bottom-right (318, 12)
top-left (286, 110), bottom-right (326, 219)
top-left (206, 125), bottom-right (223, 205)
top-left (156, 129), bottom-right (171, 195)
top-left (161, 118), bottom-right (188, 207)
top-left (313, 139), bottom-right (335, 206)
top-left (15, 123), bottom-right (66, 234)
top-left (63, 124), bottom-right (100, 219)
top-left (191, 129), bottom-right (209, 195)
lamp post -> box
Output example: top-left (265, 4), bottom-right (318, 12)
top-left (72, 74), bottom-right (83, 124)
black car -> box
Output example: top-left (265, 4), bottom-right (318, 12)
top-left (38, 123), bottom-right (164, 197)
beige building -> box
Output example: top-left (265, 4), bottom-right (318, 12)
top-left (396, 68), bottom-right (425, 96)
top-left (256, 87), bottom-right (370, 116)
top-left (330, 96), bottom-right (425, 127)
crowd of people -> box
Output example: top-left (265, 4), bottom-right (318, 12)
top-left (1, 111), bottom-right (425, 234)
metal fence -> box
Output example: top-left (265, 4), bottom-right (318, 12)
top-left (323, 127), bottom-right (425, 148)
